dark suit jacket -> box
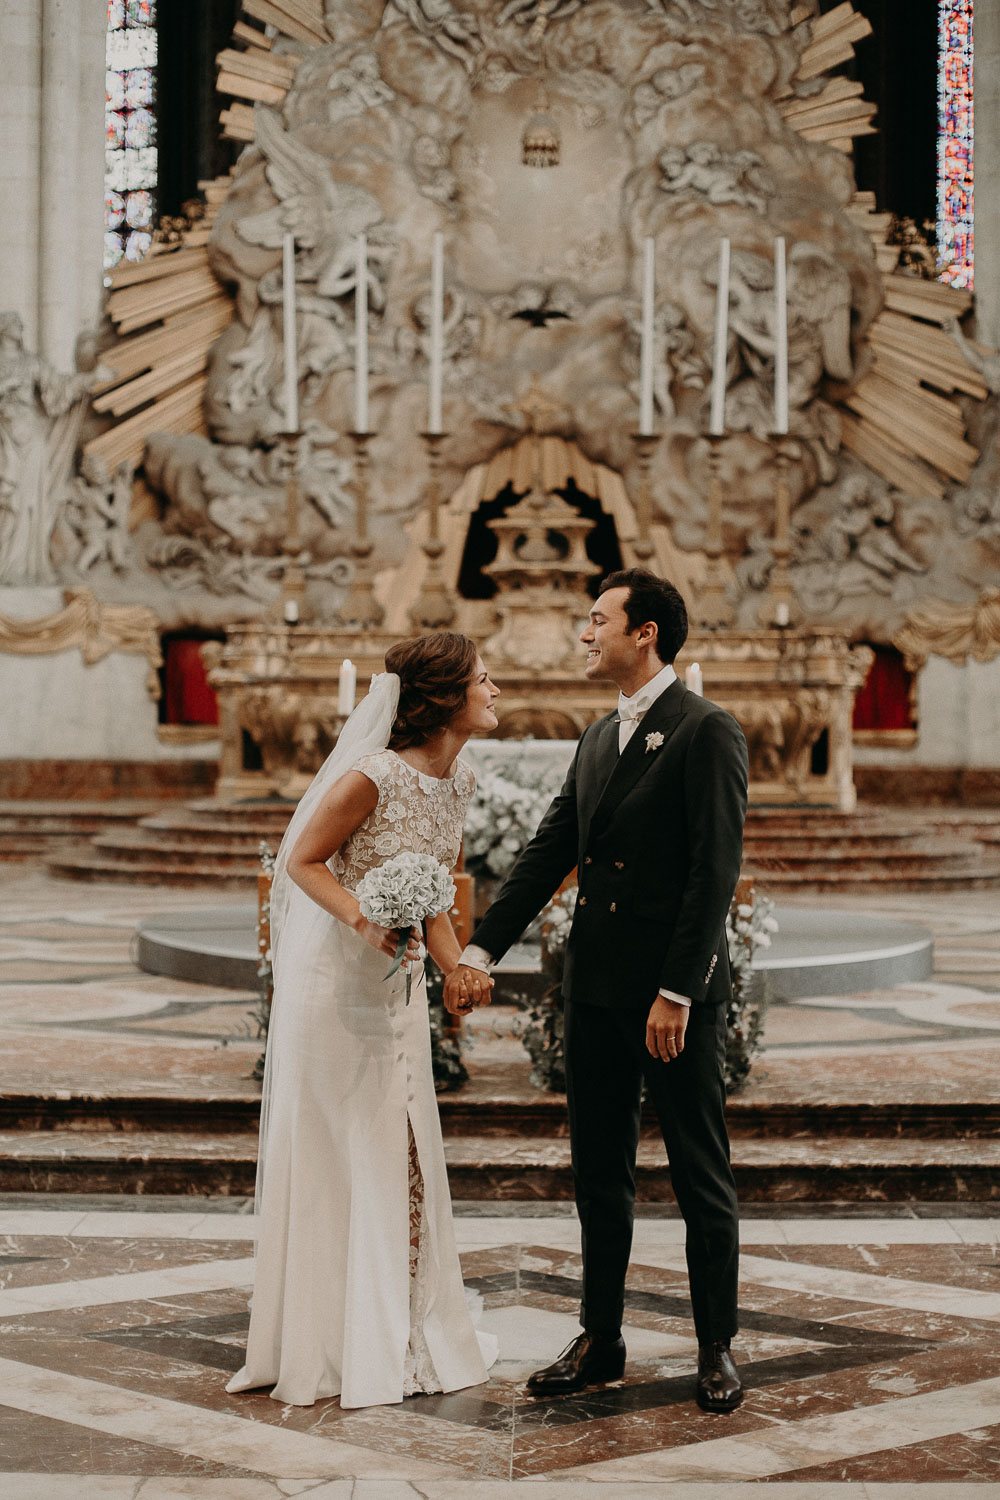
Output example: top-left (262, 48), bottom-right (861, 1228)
top-left (471, 678), bottom-right (749, 1010)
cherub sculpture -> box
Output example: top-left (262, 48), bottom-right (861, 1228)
top-left (384, 0), bottom-right (482, 68)
top-left (65, 455), bottom-right (133, 574)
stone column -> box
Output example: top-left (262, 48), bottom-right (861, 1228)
top-left (0, 0), bottom-right (106, 372)
top-left (0, 0), bottom-right (43, 351)
top-left (975, 0), bottom-right (1000, 344)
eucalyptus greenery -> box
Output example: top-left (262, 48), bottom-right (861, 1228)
top-left (723, 890), bottom-right (776, 1091)
top-left (514, 885), bottom-right (775, 1094)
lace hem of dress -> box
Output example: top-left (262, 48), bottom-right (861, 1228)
top-left (403, 1119), bottom-right (440, 1397)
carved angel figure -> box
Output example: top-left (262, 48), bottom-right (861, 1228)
top-left (725, 244), bottom-right (854, 426)
top-left (791, 470), bottom-right (927, 610)
top-left (633, 64), bottom-right (705, 127)
top-left (326, 52), bottom-right (395, 127)
top-left (65, 455), bottom-right (133, 574)
top-left (658, 142), bottom-right (772, 215)
top-left (238, 109), bottom-right (387, 302)
top-left (383, 0), bottom-right (482, 68)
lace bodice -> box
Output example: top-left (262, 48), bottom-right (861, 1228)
top-left (332, 749), bottom-right (475, 893)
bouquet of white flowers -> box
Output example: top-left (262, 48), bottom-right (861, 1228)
top-left (355, 851), bottom-right (457, 1001)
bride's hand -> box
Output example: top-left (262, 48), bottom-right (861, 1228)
top-left (443, 963), bottom-right (494, 1015)
top-left (353, 917), bottom-right (422, 965)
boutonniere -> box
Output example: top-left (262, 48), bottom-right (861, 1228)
top-left (645, 731), bottom-right (664, 753)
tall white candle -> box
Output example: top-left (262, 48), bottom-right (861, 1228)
top-left (281, 232), bottom-right (299, 432)
top-left (639, 236), bottom-right (655, 436)
top-left (338, 658), bottom-right (357, 716)
top-left (774, 235), bottom-right (789, 435)
top-left (429, 231), bottom-right (444, 434)
top-left (709, 237), bottom-right (731, 437)
top-left (685, 661), bottom-right (704, 697)
top-left (354, 235), bottom-right (368, 434)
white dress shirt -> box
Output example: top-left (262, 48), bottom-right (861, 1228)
top-left (461, 659), bottom-right (691, 1008)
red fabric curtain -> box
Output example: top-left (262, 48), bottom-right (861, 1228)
top-left (853, 645), bottom-right (915, 731)
top-left (163, 638), bottom-right (220, 726)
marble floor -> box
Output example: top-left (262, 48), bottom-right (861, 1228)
top-left (1, 1197), bottom-right (1000, 1494)
top-left (0, 871), bottom-right (998, 1111)
top-left (1, 871), bottom-right (1000, 1492)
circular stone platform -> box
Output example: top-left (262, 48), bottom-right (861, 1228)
top-left (135, 905), bottom-right (933, 999)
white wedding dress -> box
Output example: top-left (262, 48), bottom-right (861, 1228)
top-left (226, 746), bottom-right (497, 1408)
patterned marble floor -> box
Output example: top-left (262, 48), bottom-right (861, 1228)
top-left (2, 873), bottom-right (1000, 1492)
top-left (0, 871), bottom-right (999, 1110)
top-left (1, 1198), bottom-right (1000, 1495)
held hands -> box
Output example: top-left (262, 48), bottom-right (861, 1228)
top-left (443, 963), bottom-right (495, 1015)
top-left (646, 994), bottom-right (689, 1062)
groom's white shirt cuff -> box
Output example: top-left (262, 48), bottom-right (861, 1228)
top-left (459, 943), bottom-right (493, 974)
top-left (458, 944), bottom-right (690, 1007)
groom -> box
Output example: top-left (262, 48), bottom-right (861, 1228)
top-left (445, 569), bottom-right (749, 1413)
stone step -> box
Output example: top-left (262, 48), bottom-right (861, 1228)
top-left (186, 797), bottom-right (295, 825)
top-left (3, 1089), bottom-right (998, 1140)
top-left (0, 800), bottom-right (159, 858)
top-left (742, 832), bottom-right (922, 856)
top-left (91, 832), bottom-right (264, 868)
top-left (0, 1127), bottom-right (997, 1200)
top-left (45, 852), bottom-right (255, 888)
top-left (139, 814), bottom-right (291, 845)
top-left (743, 863), bottom-right (1000, 893)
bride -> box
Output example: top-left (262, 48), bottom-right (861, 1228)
top-left (227, 632), bottom-right (500, 1408)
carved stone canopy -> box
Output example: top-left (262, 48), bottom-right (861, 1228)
top-left (482, 433), bottom-right (599, 673)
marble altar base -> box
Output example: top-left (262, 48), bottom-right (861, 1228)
top-left (206, 622), bottom-right (871, 810)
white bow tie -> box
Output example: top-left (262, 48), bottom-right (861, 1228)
top-left (617, 698), bottom-right (646, 723)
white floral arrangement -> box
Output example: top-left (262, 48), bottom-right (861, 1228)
top-left (724, 887), bottom-right (778, 1089)
top-left (355, 851), bottom-right (456, 998)
top-left (464, 759), bottom-right (564, 878)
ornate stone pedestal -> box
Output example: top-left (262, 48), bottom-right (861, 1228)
top-left (202, 622), bottom-right (388, 801)
top-left (205, 621), bottom-right (871, 811)
top-left (680, 629), bottom-right (873, 811)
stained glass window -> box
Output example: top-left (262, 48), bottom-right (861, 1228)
top-left (938, 0), bottom-right (973, 289)
top-left (104, 0), bottom-right (157, 269)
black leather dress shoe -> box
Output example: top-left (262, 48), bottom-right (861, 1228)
top-left (696, 1341), bottom-right (743, 1413)
top-left (526, 1332), bottom-right (627, 1396)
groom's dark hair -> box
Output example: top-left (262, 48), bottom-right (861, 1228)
top-left (598, 569), bottom-right (688, 663)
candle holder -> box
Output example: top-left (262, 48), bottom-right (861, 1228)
top-left (758, 434), bottom-right (801, 629)
top-left (629, 431), bottom-right (660, 563)
top-left (273, 430), bottom-right (308, 627)
top-left (692, 434), bottom-right (736, 629)
top-left (335, 431), bottom-right (385, 629)
top-left (409, 431), bottom-right (457, 630)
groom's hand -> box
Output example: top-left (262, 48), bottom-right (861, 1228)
top-left (646, 994), bottom-right (690, 1062)
top-left (443, 964), bottom-right (494, 1015)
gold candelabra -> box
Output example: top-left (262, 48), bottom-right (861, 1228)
top-left (692, 434), bottom-right (735, 628)
top-left (409, 431), bottom-right (457, 630)
top-left (758, 435), bottom-right (801, 628)
top-left (629, 431), bottom-right (660, 564)
top-left (336, 430), bottom-right (385, 629)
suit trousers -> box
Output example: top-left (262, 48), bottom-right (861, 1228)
top-left (563, 997), bottom-right (740, 1345)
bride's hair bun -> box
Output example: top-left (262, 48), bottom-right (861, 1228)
top-left (385, 632), bottom-right (479, 749)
